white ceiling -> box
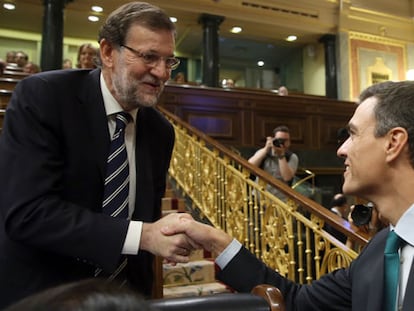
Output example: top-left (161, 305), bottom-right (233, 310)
top-left (1, 0), bottom-right (413, 71)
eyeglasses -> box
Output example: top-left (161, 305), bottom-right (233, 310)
top-left (121, 45), bottom-right (180, 70)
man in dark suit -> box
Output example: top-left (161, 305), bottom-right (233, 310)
top-left (164, 81), bottom-right (414, 310)
top-left (0, 2), bottom-right (196, 309)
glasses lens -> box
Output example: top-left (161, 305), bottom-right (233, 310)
top-left (168, 58), bottom-right (180, 70)
top-left (142, 53), bottom-right (159, 65)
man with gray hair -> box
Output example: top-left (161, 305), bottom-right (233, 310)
top-left (0, 2), bottom-right (195, 308)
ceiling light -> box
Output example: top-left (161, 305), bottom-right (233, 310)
top-left (88, 15), bottom-right (100, 22)
top-left (286, 35), bottom-right (297, 42)
top-left (230, 26), bottom-right (242, 34)
top-left (3, 3), bottom-right (16, 10)
top-left (91, 6), bottom-right (103, 13)
top-left (170, 16), bottom-right (177, 23)
top-left (257, 60), bottom-right (264, 67)
top-left (406, 69), bottom-right (414, 80)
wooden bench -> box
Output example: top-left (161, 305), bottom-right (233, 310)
top-left (4, 64), bottom-right (23, 72)
top-left (0, 89), bottom-right (12, 109)
top-left (1, 70), bottom-right (29, 80)
top-left (0, 108), bottom-right (5, 133)
top-left (0, 77), bottom-right (19, 91)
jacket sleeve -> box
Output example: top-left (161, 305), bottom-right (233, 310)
top-left (217, 246), bottom-right (352, 311)
top-left (0, 73), bottom-right (129, 272)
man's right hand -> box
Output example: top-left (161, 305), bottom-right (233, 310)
top-left (160, 218), bottom-right (233, 256)
top-left (140, 213), bottom-right (200, 264)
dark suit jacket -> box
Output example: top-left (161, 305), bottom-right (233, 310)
top-left (218, 228), bottom-right (414, 311)
top-left (0, 69), bottom-right (174, 308)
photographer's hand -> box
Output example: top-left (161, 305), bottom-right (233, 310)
top-left (248, 137), bottom-right (273, 167)
top-left (265, 136), bottom-right (274, 150)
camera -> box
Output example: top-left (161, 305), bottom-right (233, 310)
top-left (273, 138), bottom-right (286, 147)
top-left (350, 204), bottom-right (373, 226)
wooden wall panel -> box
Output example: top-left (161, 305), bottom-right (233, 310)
top-left (0, 90), bottom-right (12, 109)
top-left (320, 116), bottom-right (350, 149)
top-left (252, 112), bottom-right (309, 149)
top-left (0, 110), bottom-right (5, 132)
top-left (160, 84), bottom-right (356, 153)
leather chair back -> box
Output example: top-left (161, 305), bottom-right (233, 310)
top-left (149, 292), bottom-right (270, 311)
top-left (148, 284), bottom-right (285, 311)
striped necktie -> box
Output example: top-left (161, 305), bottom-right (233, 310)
top-left (384, 230), bottom-right (403, 311)
top-left (102, 112), bottom-right (131, 218)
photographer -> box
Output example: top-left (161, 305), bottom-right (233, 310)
top-left (248, 125), bottom-right (299, 200)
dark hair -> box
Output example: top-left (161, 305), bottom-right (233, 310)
top-left (359, 81), bottom-right (414, 167)
top-left (3, 279), bottom-right (154, 311)
top-left (98, 1), bottom-right (176, 47)
top-left (273, 125), bottom-right (290, 135)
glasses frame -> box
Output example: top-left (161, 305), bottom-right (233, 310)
top-left (120, 45), bottom-right (180, 70)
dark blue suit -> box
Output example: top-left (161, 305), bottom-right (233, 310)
top-left (218, 228), bottom-right (414, 310)
top-left (0, 69), bottom-right (174, 308)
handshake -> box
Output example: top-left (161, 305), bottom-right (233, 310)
top-left (141, 213), bottom-right (231, 264)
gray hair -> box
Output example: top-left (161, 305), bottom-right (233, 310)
top-left (98, 2), bottom-right (176, 47)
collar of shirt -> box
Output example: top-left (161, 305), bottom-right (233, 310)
top-left (100, 72), bottom-right (137, 221)
top-left (100, 73), bottom-right (138, 122)
top-left (394, 203), bottom-right (414, 247)
top-left (393, 203), bottom-right (414, 309)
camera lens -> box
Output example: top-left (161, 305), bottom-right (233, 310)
top-left (273, 138), bottom-right (285, 147)
top-left (350, 204), bottom-right (372, 226)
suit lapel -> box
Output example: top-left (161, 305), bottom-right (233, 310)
top-left (133, 108), bottom-right (154, 222)
top-left (364, 250), bottom-right (385, 311)
top-left (402, 259), bottom-right (414, 310)
top-left (353, 229), bottom-right (387, 311)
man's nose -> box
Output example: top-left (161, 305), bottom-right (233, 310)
top-left (150, 61), bottom-right (170, 80)
top-left (337, 137), bottom-right (350, 158)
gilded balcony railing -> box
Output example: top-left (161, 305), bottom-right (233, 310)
top-left (159, 106), bottom-right (369, 284)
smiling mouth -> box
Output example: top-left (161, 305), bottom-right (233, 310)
top-left (141, 82), bottom-right (159, 89)
top-left (343, 166), bottom-right (350, 178)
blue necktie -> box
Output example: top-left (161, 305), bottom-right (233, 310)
top-left (384, 230), bottom-right (403, 311)
top-left (102, 112), bottom-right (131, 218)
top-left (95, 112), bottom-right (131, 281)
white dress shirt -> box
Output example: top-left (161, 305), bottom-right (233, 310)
top-left (394, 203), bottom-right (414, 310)
top-left (100, 74), bottom-right (142, 255)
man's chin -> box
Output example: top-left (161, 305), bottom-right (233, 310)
top-left (342, 185), bottom-right (362, 197)
top-left (138, 93), bottom-right (159, 107)
top-left (341, 181), bottom-right (354, 195)
top-left (138, 100), bottom-right (157, 108)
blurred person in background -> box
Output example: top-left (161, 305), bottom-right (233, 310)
top-left (5, 51), bottom-right (16, 64)
top-left (278, 86), bottom-right (288, 96)
top-left (62, 58), bottom-right (73, 69)
top-left (76, 43), bottom-right (98, 69)
top-left (15, 51), bottom-right (28, 68)
top-left (23, 62), bottom-right (40, 74)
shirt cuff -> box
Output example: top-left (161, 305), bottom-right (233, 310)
top-left (122, 220), bottom-right (142, 255)
top-left (215, 239), bottom-right (242, 269)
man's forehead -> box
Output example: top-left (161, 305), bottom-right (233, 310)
top-left (352, 97), bottom-right (377, 119)
top-left (348, 96), bottom-right (377, 130)
top-left (275, 131), bottom-right (290, 137)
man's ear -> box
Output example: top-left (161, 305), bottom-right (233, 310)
top-left (385, 127), bottom-right (408, 162)
top-left (99, 39), bottom-right (114, 68)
